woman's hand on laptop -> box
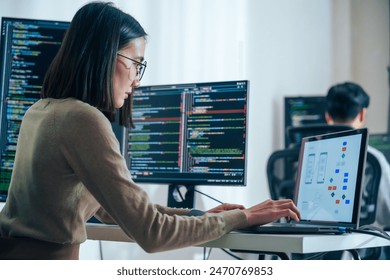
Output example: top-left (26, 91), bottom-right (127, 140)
top-left (243, 199), bottom-right (301, 226)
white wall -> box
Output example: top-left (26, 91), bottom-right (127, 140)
top-left (1, 0), bottom-right (389, 260)
top-left (351, 0), bottom-right (390, 133)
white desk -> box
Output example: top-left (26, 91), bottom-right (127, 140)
top-left (86, 223), bottom-right (390, 259)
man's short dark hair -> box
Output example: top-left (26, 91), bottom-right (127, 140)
top-left (325, 82), bottom-right (370, 122)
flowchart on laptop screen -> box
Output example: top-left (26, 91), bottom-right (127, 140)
top-left (297, 134), bottom-right (362, 222)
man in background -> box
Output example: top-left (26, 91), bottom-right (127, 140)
top-left (325, 82), bottom-right (390, 259)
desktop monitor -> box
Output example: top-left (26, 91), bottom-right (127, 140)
top-left (127, 80), bottom-right (249, 208)
top-left (0, 17), bottom-right (70, 202)
top-left (369, 133), bottom-right (390, 164)
top-left (284, 96), bottom-right (327, 147)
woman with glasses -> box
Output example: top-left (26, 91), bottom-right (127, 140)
top-left (0, 1), bottom-right (300, 260)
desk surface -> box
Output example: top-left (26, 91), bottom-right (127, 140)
top-left (86, 223), bottom-right (390, 255)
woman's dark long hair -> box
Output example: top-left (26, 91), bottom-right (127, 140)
top-left (41, 1), bottom-right (147, 127)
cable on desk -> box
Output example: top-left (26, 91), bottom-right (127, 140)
top-left (301, 251), bottom-right (333, 260)
top-left (194, 190), bottom-right (246, 260)
top-left (203, 247), bottom-right (212, 260)
top-left (344, 225), bottom-right (390, 241)
top-left (194, 189), bottom-right (224, 204)
top-left (221, 249), bottom-right (244, 260)
top-left (98, 240), bottom-right (104, 260)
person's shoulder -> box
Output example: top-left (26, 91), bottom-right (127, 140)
top-left (62, 98), bottom-right (101, 113)
top-left (367, 145), bottom-right (389, 166)
top-left (368, 145), bottom-right (383, 156)
top-left (51, 98), bottom-right (111, 133)
top-left (58, 98), bottom-right (106, 121)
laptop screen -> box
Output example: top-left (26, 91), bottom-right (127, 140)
top-left (295, 128), bottom-right (368, 227)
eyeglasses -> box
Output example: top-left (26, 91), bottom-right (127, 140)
top-left (117, 53), bottom-right (147, 81)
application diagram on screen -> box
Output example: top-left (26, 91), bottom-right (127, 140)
top-left (297, 134), bottom-right (362, 222)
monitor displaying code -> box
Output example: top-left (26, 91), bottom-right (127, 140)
top-left (127, 80), bottom-right (249, 186)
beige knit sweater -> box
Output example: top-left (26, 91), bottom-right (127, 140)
top-left (0, 98), bottom-right (248, 253)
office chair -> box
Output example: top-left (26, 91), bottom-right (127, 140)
top-left (354, 151), bottom-right (382, 260)
top-left (286, 124), bottom-right (352, 148)
top-left (360, 151), bottom-right (381, 226)
top-left (266, 147), bottom-right (300, 201)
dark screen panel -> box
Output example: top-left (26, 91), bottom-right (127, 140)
top-left (0, 17), bottom-right (69, 201)
top-left (284, 96), bottom-right (326, 147)
top-left (369, 133), bottom-right (390, 164)
top-left (127, 80), bottom-right (249, 186)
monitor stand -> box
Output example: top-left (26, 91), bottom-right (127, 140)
top-left (167, 184), bottom-right (195, 209)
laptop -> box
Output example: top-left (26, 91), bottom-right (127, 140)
top-left (241, 128), bottom-right (368, 234)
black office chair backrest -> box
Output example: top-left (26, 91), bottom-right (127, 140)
top-left (286, 124), bottom-right (352, 148)
top-left (359, 151), bottom-right (381, 226)
top-left (266, 149), bottom-right (381, 227)
top-left (266, 147), bottom-right (300, 200)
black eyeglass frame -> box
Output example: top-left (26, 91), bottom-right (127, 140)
top-left (117, 53), bottom-right (147, 81)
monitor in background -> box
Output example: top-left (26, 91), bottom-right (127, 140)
top-left (284, 96), bottom-right (327, 147)
top-left (0, 17), bottom-right (70, 202)
top-left (127, 80), bottom-right (249, 208)
top-left (369, 133), bottom-right (390, 163)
